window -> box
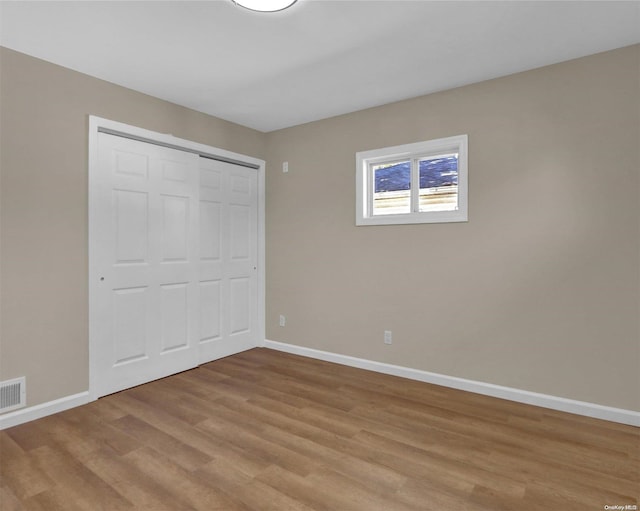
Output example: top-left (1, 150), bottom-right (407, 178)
top-left (356, 134), bottom-right (468, 226)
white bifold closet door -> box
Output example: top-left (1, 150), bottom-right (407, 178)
top-left (198, 157), bottom-right (258, 363)
top-left (92, 132), bottom-right (258, 398)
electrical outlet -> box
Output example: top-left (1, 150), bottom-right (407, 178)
top-left (384, 330), bottom-right (392, 344)
top-left (279, 314), bottom-right (286, 327)
top-left (282, 161), bottom-right (289, 173)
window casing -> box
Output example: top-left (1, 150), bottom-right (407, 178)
top-left (356, 135), bottom-right (468, 226)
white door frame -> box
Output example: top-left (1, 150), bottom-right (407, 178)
top-left (88, 115), bottom-right (265, 401)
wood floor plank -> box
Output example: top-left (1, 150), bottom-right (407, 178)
top-left (1, 348), bottom-right (637, 510)
top-left (0, 484), bottom-right (26, 511)
top-left (253, 420), bottom-right (409, 495)
top-left (123, 446), bottom-right (244, 510)
top-left (304, 465), bottom-right (421, 511)
top-left (254, 464), bottom-right (339, 511)
top-left (125, 382), bottom-right (212, 426)
top-left (22, 487), bottom-right (89, 511)
top-left (0, 433), bottom-right (54, 500)
top-left (196, 416), bottom-right (320, 478)
top-left (395, 476), bottom-right (490, 511)
top-left (106, 392), bottom-right (271, 476)
top-left (4, 421), bottom-right (50, 452)
top-left (375, 400), bottom-right (636, 483)
top-left (27, 445), bottom-right (133, 510)
top-left (352, 428), bottom-right (528, 499)
top-left (109, 415), bottom-right (212, 472)
top-left (83, 447), bottom-right (196, 511)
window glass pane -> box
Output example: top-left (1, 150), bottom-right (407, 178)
top-left (419, 154), bottom-right (458, 212)
top-left (372, 161), bottom-right (411, 215)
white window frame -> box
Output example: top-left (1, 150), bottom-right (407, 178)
top-left (356, 134), bottom-right (468, 226)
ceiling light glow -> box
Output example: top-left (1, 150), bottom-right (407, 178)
top-left (232, 0), bottom-right (297, 12)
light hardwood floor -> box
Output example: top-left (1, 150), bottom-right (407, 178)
top-left (1, 348), bottom-right (638, 510)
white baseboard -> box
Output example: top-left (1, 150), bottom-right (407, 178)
top-left (263, 340), bottom-right (640, 427)
top-left (0, 391), bottom-right (92, 430)
top-left (2, 344), bottom-right (637, 429)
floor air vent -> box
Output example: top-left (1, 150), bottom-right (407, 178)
top-left (0, 377), bottom-right (26, 413)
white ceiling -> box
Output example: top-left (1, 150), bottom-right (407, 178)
top-left (1, 1), bottom-right (638, 132)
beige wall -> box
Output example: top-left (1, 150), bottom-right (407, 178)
top-left (0, 47), bottom-right (265, 408)
top-left (265, 45), bottom-right (640, 411)
top-left (1, 45), bottom-right (638, 415)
